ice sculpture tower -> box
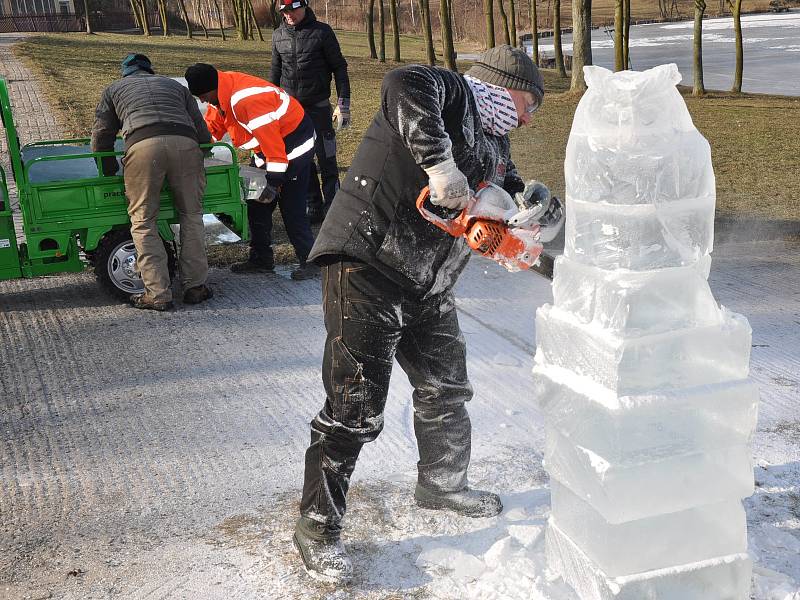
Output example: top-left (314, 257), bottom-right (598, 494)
top-left (532, 65), bottom-right (759, 599)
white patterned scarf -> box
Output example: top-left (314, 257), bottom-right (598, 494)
top-left (464, 75), bottom-right (519, 137)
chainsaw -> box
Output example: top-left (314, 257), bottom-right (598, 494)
top-left (416, 181), bottom-right (564, 280)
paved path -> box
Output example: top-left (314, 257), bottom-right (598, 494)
top-left (1, 35), bottom-right (798, 600)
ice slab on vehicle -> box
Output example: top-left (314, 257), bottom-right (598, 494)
top-left (534, 304), bottom-right (752, 395)
top-left (545, 519), bottom-right (752, 600)
top-left (550, 480), bottom-right (747, 577)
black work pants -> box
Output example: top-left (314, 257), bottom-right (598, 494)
top-left (304, 102), bottom-right (339, 210)
top-left (299, 260), bottom-right (473, 536)
top-left (247, 150), bottom-right (315, 265)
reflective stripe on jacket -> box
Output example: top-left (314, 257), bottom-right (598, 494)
top-left (214, 70), bottom-right (312, 184)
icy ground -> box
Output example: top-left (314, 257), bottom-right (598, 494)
top-left (1, 237), bottom-right (798, 599)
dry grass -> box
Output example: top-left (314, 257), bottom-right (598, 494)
top-left (12, 30), bottom-right (800, 264)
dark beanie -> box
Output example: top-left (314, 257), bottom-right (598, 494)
top-left (121, 53), bottom-right (153, 77)
top-left (465, 45), bottom-right (545, 103)
top-left (184, 63), bottom-right (219, 96)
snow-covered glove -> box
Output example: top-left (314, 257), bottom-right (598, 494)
top-left (508, 180), bottom-right (554, 227)
top-left (255, 181), bottom-right (279, 204)
top-left (424, 157), bottom-right (471, 210)
top-left (332, 98), bottom-right (351, 131)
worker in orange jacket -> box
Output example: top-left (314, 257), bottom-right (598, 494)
top-left (185, 64), bottom-right (319, 280)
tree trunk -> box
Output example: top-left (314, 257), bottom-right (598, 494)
top-left (439, 0), bottom-right (457, 71)
top-left (248, 0), bottom-right (263, 41)
top-left (420, 0), bottom-right (436, 64)
top-left (623, 0), bottom-right (631, 68)
top-left (484, 0), bottom-right (494, 48)
top-left (614, 0), bottom-right (624, 70)
top-left (367, 0), bottom-right (378, 59)
top-left (83, 0), bottom-right (93, 33)
top-left (730, 0), bottom-right (742, 92)
top-left (177, 0), bottom-right (192, 38)
top-left (389, 0), bottom-right (401, 61)
top-left (213, 0), bottom-right (225, 39)
top-left (140, 0), bottom-right (151, 35)
top-left (378, 0), bottom-right (386, 62)
top-left (553, 0), bottom-right (566, 77)
top-left (196, 0), bottom-right (209, 38)
top-left (129, 0), bottom-right (141, 29)
top-left (157, 0), bottom-right (168, 36)
top-left (693, 0), bottom-right (705, 96)
top-left (570, 0), bottom-right (592, 90)
top-left (498, 0), bottom-right (511, 45)
top-left (530, 0), bottom-right (538, 64)
top-left (509, 0), bottom-right (518, 47)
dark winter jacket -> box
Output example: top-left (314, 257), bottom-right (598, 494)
top-left (268, 8), bottom-right (350, 107)
top-left (310, 65), bottom-right (525, 298)
top-left (91, 70), bottom-right (211, 152)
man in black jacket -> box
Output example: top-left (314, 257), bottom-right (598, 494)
top-left (269, 0), bottom-right (350, 224)
top-left (293, 45), bottom-right (545, 583)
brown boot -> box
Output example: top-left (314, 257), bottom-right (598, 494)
top-left (183, 285), bottom-right (214, 305)
top-left (130, 294), bottom-right (174, 312)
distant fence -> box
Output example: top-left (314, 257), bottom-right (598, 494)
top-left (0, 14), bottom-right (83, 33)
top-left (90, 10), bottom-right (165, 32)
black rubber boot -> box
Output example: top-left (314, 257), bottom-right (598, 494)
top-left (230, 260), bottom-right (275, 274)
top-left (414, 483), bottom-right (503, 518)
top-left (293, 517), bottom-right (352, 583)
top-left (291, 262), bottom-right (320, 280)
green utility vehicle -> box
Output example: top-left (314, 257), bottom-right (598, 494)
top-left (0, 77), bottom-right (248, 299)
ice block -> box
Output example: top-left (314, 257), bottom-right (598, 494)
top-left (545, 519), bottom-right (752, 600)
top-left (551, 255), bottom-right (719, 335)
top-left (535, 304), bottom-right (752, 395)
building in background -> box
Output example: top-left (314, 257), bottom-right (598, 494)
top-left (0, 0), bottom-right (75, 15)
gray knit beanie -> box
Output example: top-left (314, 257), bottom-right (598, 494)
top-left (466, 45), bottom-right (544, 103)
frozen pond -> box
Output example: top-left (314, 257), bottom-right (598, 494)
top-left (531, 11), bottom-right (800, 95)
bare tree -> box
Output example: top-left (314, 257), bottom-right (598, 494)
top-left (553, 0), bottom-right (566, 77)
top-left (367, 0), bottom-right (378, 59)
top-left (509, 0), bottom-right (518, 47)
top-left (82, 0), bottom-right (93, 33)
top-left (176, 0), bottom-right (192, 38)
top-left (196, 0), bottom-right (209, 38)
top-left (693, 0), bottom-right (705, 95)
top-left (728, 0), bottom-right (743, 92)
top-left (213, 0), bottom-right (225, 39)
top-left (624, 0), bottom-right (630, 68)
top-left (420, 0), bottom-right (436, 64)
top-left (483, 0), bottom-right (495, 49)
top-left (379, 0), bottom-right (386, 62)
top-left (439, 0), bottom-right (457, 70)
top-left (529, 0), bottom-right (539, 64)
top-left (614, 0), bottom-right (624, 70)
top-left (570, 0), bottom-right (592, 90)
top-left (248, 0), bottom-right (263, 41)
top-left (389, 0), bottom-right (401, 61)
top-left (498, 0), bottom-right (511, 45)
top-left (130, 0), bottom-right (151, 35)
top-left (156, 0), bottom-right (169, 35)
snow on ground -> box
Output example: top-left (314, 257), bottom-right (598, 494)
top-left (2, 236), bottom-right (799, 599)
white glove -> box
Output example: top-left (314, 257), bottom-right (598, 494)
top-left (332, 98), bottom-right (351, 131)
top-left (423, 157), bottom-right (471, 210)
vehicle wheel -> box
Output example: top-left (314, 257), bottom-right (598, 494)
top-left (94, 229), bottom-right (176, 300)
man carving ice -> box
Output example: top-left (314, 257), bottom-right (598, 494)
top-left (293, 45), bottom-right (548, 583)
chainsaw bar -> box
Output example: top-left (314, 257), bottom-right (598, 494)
top-left (530, 251), bottom-right (555, 280)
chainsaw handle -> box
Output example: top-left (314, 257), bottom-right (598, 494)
top-left (415, 186), bottom-right (469, 236)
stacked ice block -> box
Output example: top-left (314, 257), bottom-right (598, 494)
top-left (533, 64), bottom-right (758, 599)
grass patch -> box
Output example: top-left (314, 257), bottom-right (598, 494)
top-left (11, 31), bottom-right (800, 263)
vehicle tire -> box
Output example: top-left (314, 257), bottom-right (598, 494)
top-left (94, 229), bottom-right (176, 301)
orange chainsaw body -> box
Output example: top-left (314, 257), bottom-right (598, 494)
top-left (415, 186), bottom-right (543, 271)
